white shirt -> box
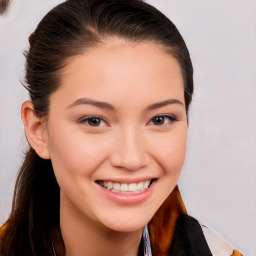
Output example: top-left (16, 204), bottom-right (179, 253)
top-left (202, 225), bottom-right (234, 256)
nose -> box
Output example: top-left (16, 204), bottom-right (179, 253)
top-left (109, 127), bottom-right (149, 171)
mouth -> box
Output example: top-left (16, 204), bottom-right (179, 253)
top-left (96, 179), bottom-right (156, 194)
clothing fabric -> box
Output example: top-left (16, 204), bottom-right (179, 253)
top-left (0, 186), bottom-right (243, 256)
top-left (147, 186), bottom-right (243, 256)
top-left (202, 225), bottom-right (243, 256)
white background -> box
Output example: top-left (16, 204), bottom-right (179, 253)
top-left (0, 0), bottom-right (255, 255)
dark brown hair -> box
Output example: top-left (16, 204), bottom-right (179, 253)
top-left (1, 0), bottom-right (193, 255)
top-left (0, 0), bottom-right (9, 14)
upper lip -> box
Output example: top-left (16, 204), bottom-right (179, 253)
top-left (95, 177), bottom-right (157, 183)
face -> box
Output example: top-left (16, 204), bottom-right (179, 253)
top-left (44, 41), bottom-right (188, 232)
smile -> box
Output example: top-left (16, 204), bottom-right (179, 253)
top-left (96, 179), bottom-right (154, 194)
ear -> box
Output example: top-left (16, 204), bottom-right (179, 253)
top-left (21, 101), bottom-right (51, 159)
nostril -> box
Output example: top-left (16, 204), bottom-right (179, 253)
top-left (113, 161), bottom-right (146, 171)
top-left (109, 151), bottom-right (149, 171)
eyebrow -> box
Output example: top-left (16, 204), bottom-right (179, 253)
top-left (68, 98), bottom-right (116, 111)
top-left (145, 99), bottom-right (184, 112)
top-left (68, 98), bottom-right (183, 112)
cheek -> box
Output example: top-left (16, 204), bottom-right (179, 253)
top-left (47, 129), bottom-right (114, 216)
top-left (148, 127), bottom-right (187, 175)
top-left (47, 127), bottom-right (113, 182)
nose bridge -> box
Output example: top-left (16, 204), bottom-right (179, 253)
top-left (110, 125), bottom-right (149, 171)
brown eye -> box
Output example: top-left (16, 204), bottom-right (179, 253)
top-left (150, 115), bottom-right (177, 126)
top-left (152, 116), bottom-right (165, 125)
top-left (78, 116), bottom-right (108, 127)
top-left (87, 117), bottom-right (101, 126)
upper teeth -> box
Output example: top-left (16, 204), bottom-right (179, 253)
top-left (98, 180), bottom-right (151, 193)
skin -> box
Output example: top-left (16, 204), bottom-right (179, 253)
top-left (22, 41), bottom-right (188, 256)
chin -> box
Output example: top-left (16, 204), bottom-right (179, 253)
top-left (97, 210), bottom-right (153, 232)
top-left (104, 221), bottom-right (147, 233)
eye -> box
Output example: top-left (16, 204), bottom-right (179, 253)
top-left (149, 115), bottom-right (177, 126)
top-left (78, 116), bottom-right (108, 127)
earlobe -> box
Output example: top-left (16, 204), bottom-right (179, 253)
top-left (21, 101), bottom-right (51, 159)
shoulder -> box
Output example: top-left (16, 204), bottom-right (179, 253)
top-left (201, 225), bottom-right (243, 256)
top-left (172, 214), bottom-right (243, 256)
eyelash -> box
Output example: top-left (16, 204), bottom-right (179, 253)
top-left (148, 114), bottom-right (177, 126)
top-left (78, 114), bottom-right (177, 127)
top-left (78, 115), bottom-right (109, 127)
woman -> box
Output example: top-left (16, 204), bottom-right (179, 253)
top-left (0, 0), bottom-right (243, 255)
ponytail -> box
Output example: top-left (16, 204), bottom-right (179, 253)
top-left (1, 148), bottom-right (59, 256)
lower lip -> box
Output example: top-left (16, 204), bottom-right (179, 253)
top-left (96, 181), bottom-right (155, 204)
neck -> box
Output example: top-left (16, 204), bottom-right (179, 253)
top-left (59, 192), bottom-right (144, 256)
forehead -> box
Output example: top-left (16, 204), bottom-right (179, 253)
top-left (54, 41), bottom-right (184, 107)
